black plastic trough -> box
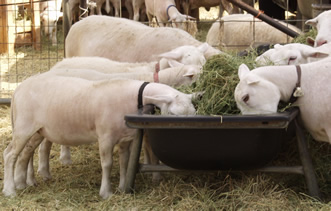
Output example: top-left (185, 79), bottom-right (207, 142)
top-left (125, 109), bottom-right (297, 170)
top-left (124, 108), bottom-right (321, 198)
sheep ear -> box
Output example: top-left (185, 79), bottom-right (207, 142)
top-left (305, 17), bottom-right (317, 27)
top-left (306, 37), bottom-right (315, 46)
top-left (306, 50), bottom-right (329, 58)
top-left (246, 75), bottom-right (260, 85)
top-left (197, 43), bottom-right (209, 53)
top-left (168, 60), bottom-right (184, 68)
top-left (238, 64), bottom-right (250, 80)
top-left (183, 66), bottom-right (200, 78)
top-left (158, 51), bottom-right (181, 60)
top-left (183, 73), bottom-right (195, 78)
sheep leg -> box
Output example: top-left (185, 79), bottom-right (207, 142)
top-left (143, 134), bottom-right (162, 183)
top-left (60, 145), bottom-right (72, 165)
top-left (3, 125), bottom-right (40, 197)
top-left (118, 141), bottom-right (131, 191)
top-left (15, 133), bottom-right (44, 189)
top-left (98, 134), bottom-right (116, 199)
top-left (37, 138), bottom-right (53, 180)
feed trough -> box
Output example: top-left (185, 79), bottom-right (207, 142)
top-left (127, 111), bottom-right (296, 170)
top-left (124, 108), bottom-right (320, 198)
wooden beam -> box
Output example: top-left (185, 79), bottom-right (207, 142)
top-left (0, 0), bottom-right (15, 54)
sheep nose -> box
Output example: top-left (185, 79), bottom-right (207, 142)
top-left (316, 40), bottom-right (327, 47)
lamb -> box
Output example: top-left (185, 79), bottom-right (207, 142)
top-left (206, 14), bottom-right (302, 51)
top-left (3, 73), bottom-right (196, 199)
top-left (255, 43), bottom-right (329, 66)
top-left (52, 56), bottom-right (161, 73)
top-left (145, 0), bottom-right (195, 30)
top-left (34, 59), bottom-right (201, 179)
top-left (65, 15), bottom-right (222, 62)
top-left (305, 10), bottom-right (331, 47)
top-left (52, 53), bottom-right (205, 74)
top-left (50, 61), bottom-right (202, 87)
top-left (234, 58), bottom-right (331, 144)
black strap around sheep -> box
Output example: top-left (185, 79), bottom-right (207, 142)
top-left (288, 65), bottom-right (303, 104)
top-left (138, 82), bottom-right (150, 113)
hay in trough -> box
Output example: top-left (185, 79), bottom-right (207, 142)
top-left (182, 28), bottom-right (318, 116)
top-left (180, 51), bottom-right (258, 115)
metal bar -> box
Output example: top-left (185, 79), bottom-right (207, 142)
top-left (295, 118), bottom-right (321, 199)
top-left (124, 129), bottom-right (144, 193)
top-left (140, 164), bottom-right (304, 175)
top-left (225, 0), bottom-right (300, 38)
top-left (257, 166), bottom-right (304, 175)
top-left (140, 164), bottom-right (179, 172)
top-left (0, 98), bottom-right (11, 105)
top-left (62, 0), bottom-right (69, 54)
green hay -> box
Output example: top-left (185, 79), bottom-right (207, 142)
top-left (181, 28), bottom-right (319, 116)
top-left (292, 28), bottom-right (317, 44)
top-left (180, 51), bottom-right (258, 115)
top-left (1, 25), bottom-right (331, 211)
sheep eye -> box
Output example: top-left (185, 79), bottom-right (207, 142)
top-left (242, 94), bottom-right (249, 103)
top-left (288, 56), bottom-right (297, 65)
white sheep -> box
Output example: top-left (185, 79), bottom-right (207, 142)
top-left (234, 58), bottom-right (331, 144)
top-left (305, 10), bottom-right (331, 47)
top-left (255, 43), bottom-right (329, 66)
top-left (3, 73), bottom-right (196, 199)
top-left (59, 44), bottom-right (207, 70)
top-left (206, 14), bottom-right (302, 51)
top-left (50, 61), bottom-right (202, 87)
top-left (51, 56), bottom-right (158, 73)
top-left (53, 51), bottom-right (206, 74)
top-left (33, 58), bottom-right (201, 182)
top-left (65, 15), bottom-right (222, 62)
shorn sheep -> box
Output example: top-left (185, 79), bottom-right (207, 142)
top-left (235, 58), bottom-right (331, 144)
top-left (65, 15), bottom-right (222, 62)
top-left (3, 72), bottom-right (196, 199)
top-left (206, 14), bottom-right (302, 51)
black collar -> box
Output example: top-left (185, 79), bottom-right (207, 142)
top-left (288, 65), bottom-right (304, 104)
top-left (138, 82), bottom-right (150, 113)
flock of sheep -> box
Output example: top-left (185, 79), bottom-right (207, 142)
top-left (4, 0), bottom-right (331, 201)
top-left (40, 0), bottom-right (297, 48)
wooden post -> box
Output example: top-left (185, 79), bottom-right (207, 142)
top-left (0, 0), bottom-right (15, 54)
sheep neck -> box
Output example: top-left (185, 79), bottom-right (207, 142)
top-left (253, 65), bottom-right (298, 103)
top-left (158, 67), bottom-right (183, 86)
top-left (167, 4), bottom-right (177, 20)
top-left (167, 4), bottom-right (179, 21)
